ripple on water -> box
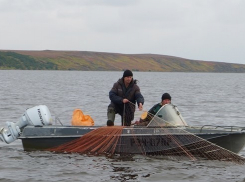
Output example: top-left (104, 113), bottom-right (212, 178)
top-left (1, 71), bottom-right (245, 182)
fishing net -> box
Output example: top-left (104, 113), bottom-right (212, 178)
top-left (48, 102), bottom-right (245, 164)
top-left (122, 102), bottom-right (135, 126)
top-left (49, 126), bottom-right (124, 155)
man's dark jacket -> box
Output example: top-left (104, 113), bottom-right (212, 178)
top-left (109, 78), bottom-right (144, 116)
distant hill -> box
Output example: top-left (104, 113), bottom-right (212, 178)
top-left (1, 50), bottom-right (245, 72)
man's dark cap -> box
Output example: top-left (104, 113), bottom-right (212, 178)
top-left (161, 93), bottom-right (171, 101)
top-left (123, 70), bottom-right (133, 78)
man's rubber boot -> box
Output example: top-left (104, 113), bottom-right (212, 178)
top-left (107, 107), bottom-right (115, 126)
top-left (107, 120), bottom-right (114, 126)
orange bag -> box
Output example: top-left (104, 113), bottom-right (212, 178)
top-left (71, 109), bottom-right (94, 126)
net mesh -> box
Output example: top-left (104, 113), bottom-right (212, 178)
top-left (122, 102), bottom-right (135, 126)
top-left (48, 126), bottom-right (124, 155)
top-left (48, 102), bottom-right (245, 164)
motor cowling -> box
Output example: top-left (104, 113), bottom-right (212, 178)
top-left (22, 105), bottom-right (52, 126)
top-left (0, 105), bottom-right (52, 144)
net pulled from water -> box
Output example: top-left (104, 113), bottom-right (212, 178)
top-left (48, 126), bottom-right (124, 155)
top-left (48, 103), bottom-right (245, 164)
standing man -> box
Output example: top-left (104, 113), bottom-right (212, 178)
top-left (107, 70), bottom-right (144, 126)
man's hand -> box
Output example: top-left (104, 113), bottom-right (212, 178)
top-left (138, 103), bottom-right (143, 111)
top-left (132, 120), bottom-right (140, 125)
top-left (122, 99), bottom-right (129, 103)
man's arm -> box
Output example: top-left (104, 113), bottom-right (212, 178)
top-left (109, 83), bottom-right (124, 104)
top-left (135, 85), bottom-right (144, 107)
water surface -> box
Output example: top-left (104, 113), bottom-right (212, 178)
top-left (0, 70), bottom-right (245, 182)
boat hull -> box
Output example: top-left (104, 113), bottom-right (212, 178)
top-left (19, 125), bottom-right (245, 154)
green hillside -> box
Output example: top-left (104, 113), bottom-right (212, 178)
top-left (0, 51), bottom-right (57, 70)
top-left (0, 50), bottom-right (245, 72)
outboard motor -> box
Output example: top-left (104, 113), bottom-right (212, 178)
top-left (0, 105), bottom-right (52, 144)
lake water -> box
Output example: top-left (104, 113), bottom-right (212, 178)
top-left (0, 70), bottom-right (245, 182)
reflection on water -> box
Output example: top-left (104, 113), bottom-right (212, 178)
top-left (0, 70), bottom-right (245, 181)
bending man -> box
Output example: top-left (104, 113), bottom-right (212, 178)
top-left (107, 70), bottom-right (144, 126)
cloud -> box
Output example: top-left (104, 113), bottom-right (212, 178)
top-left (0, 0), bottom-right (245, 64)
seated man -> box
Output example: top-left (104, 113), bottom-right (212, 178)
top-left (135, 93), bottom-right (171, 126)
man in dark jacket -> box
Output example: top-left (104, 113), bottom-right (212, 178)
top-left (134, 93), bottom-right (171, 126)
top-left (107, 70), bottom-right (144, 126)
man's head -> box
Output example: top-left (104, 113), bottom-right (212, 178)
top-left (161, 93), bottom-right (171, 105)
top-left (123, 69), bottom-right (133, 85)
top-left (123, 70), bottom-right (133, 78)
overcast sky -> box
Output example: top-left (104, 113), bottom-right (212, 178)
top-left (1, 0), bottom-right (245, 64)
